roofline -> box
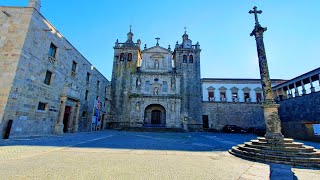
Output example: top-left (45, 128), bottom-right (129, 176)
top-left (142, 45), bottom-right (172, 53)
top-left (201, 78), bottom-right (287, 82)
top-left (1, 5), bottom-right (109, 81)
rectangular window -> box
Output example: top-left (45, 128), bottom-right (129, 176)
top-left (37, 102), bottom-right (47, 111)
top-left (220, 92), bottom-right (226, 101)
top-left (85, 90), bottom-right (89, 100)
top-left (232, 93), bottom-right (238, 102)
top-left (48, 43), bottom-right (57, 58)
top-left (97, 80), bottom-right (100, 90)
top-left (163, 81), bottom-right (168, 92)
top-left (244, 93), bottom-right (250, 102)
top-left (81, 111), bottom-right (87, 118)
top-left (44, 70), bottom-right (52, 85)
top-left (71, 61), bottom-right (77, 76)
top-left (145, 81), bottom-right (150, 91)
top-left (208, 92), bottom-right (214, 101)
top-left (256, 92), bottom-right (262, 102)
top-left (86, 73), bottom-right (90, 83)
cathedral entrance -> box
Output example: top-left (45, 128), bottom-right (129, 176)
top-left (144, 104), bottom-right (166, 127)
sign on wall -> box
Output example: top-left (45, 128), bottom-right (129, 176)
top-left (313, 124), bottom-right (320, 136)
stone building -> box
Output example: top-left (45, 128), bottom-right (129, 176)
top-left (110, 29), bottom-right (202, 130)
top-left (201, 78), bottom-right (285, 130)
top-left (0, 0), bottom-right (109, 137)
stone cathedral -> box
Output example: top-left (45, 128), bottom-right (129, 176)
top-left (110, 28), bottom-right (202, 130)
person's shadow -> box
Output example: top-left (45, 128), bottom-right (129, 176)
top-left (269, 163), bottom-right (298, 180)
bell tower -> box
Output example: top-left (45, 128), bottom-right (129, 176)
top-left (173, 28), bottom-right (202, 130)
top-left (110, 26), bottom-right (141, 127)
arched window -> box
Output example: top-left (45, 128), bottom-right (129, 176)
top-left (120, 53), bottom-right (125, 61)
top-left (189, 55), bottom-right (193, 63)
top-left (183, 55), bottom-right (187, 63)
top-left (127, 53), bottom-right (132, 61)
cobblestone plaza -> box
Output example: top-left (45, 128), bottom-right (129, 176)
top-left (0, 131), bottom-right (319, 179)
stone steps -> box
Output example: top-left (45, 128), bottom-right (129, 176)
top-left (229, 148), bottom-right (320, 168)
top-left (229, 138), bottom-right (320, 168)
top-left (237, 144), bottom-right (320, 157)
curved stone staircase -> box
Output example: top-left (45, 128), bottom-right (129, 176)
top-left (229, 137), bottom-right (320, 168)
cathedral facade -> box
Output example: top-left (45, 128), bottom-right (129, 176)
top-left (110, 29), bottom-right (202, 130)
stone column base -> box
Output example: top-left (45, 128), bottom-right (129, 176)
top-left (54, 123), bottom-right (64, 135)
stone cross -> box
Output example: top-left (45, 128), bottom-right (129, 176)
top-left (155, 37), bottom-right (160, 46)
top-left (249, 6), bottom-right (262, 25)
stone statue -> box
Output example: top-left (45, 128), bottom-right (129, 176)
top-left (135, 102), bottom-right (140, 111)
top-left (154, 60), bottom-right (159, 69)
top-left (154, 87), bottom-right (158, 95)
top-left (136, 77), bottom-right (141, 88)
top-left (171, 102), bottom-right (176, 112)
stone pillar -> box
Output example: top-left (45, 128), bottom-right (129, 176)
top-left (281, 88), bottom-right (285, 100)
top-left (309, 77), bottom-right (315, 93)
top-left (249, 6), bottom-right (283, 139)
top-left (294, 83), bottom-right (299, 97)
top-left (287, 85), bottom-right (291, 98)
top-left (54, 96), bottom-right (67, 134)
top-left (72, 101), bottom-right (81, 133)
top-left (275, 89), bottom-right (279, 101)
top-left (301, 80), bottom-right (306, 95)
top-left (318, 74), bottom-right (320, 86)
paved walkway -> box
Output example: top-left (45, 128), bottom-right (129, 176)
top-left (0, 131), bottom-right (319, 179)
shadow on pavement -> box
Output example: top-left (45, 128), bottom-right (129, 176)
top-left (0, 130), bottom-right (260, 152)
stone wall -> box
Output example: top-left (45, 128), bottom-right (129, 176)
top-left (0, 7), bottom-right (109, 137)
top-left (202, 102), bottom-right (265, 130)
top-left (278, 91), bottom-right (320, 142)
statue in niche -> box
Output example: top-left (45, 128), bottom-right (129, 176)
top-left (171, 102), bottom-right (176, 112)
top-left (135, 102), bottom-right (140, 111)
top-left (136, 77), bottom-right (141, 88)
top-left (171, 77), bottom-right (176, 89)
top-left (154, 60), bottom-right (159, 69)
top-left (154, 87), bottom-right (158, 95)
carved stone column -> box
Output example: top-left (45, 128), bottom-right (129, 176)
top-left (72, 101), bottom-right (81, 133)
top-left (294, 83), bottom-right (299, 97)
top-left (249, 6), bottom-right (283, 139)
top-left (54, 96), bottom-right (67, 134)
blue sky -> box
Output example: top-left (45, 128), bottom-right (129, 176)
top-left (1, 0), bottom-right (320, 80)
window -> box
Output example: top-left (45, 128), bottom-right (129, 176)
top-left (48, 43), bottom-right (57, 58)
top-left (37, 102), bottom-right (47, 111)
top-left (232, 93), bottom-right (238, 102)
top-left (71, 61), bottom-right (77, 76)
top-left (256, 92), bottom-right (262, 102)
top-left (97, 80), bottom-right (100, 90)
top-left (120, 53), bottom-right (125, 61)
top-left (244, 93), bottom-right (250, 102)
top-left (85, 90), bottom-right (89, 100)
top-left (145, 81), bottom-right (150, 91)
top-left (208, 92), bottom-right (214, 101)
top-left (127, 53), bottom-right (132, 61)
top-left (163, 81), bottom-right (168, 92)
top-left (183, 55), bottom-right (187, 63)
top-left (86, 73), bottom-right (90, 83)
top-left (81, 111), bottom-right (87, 118)
top-left (189, 55), bottom-right (193, 63)
top-left (44, 70), bottom-right (52, 85)
top-left (105, 86), bottom-right (107, 96)
top-left (220, 92), bottom-right (226, 101)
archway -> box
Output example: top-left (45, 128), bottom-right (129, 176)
top-left (144, 104), bottom-right (166, 127)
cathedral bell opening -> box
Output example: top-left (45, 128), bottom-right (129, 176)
top-left (144, 104), bottom-right (166, 127)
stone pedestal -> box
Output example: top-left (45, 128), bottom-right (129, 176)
top-left (262, 103), bottom-right (284, 140)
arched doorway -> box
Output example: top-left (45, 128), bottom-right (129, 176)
top-left (144, 104), bottom-right (166, 127)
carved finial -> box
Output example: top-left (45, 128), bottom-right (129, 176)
top-left (184, 27), bottom-right (187, 34)
top-left (168, 45), bottom-right (171, 50)
top-left (155, 37), bottom-right (160, 46)
top-left (129, 25), bottom-right (132, 32)
top-left (144, 44), bottom-right (147, 49)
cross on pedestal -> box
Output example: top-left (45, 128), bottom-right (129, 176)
top-left (155, 37), bottom-right (160, 46)
top-left (249, 6), bottom-right (262, 25)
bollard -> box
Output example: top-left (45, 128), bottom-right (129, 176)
top-left (3, 120), bottom-right (13, 139)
